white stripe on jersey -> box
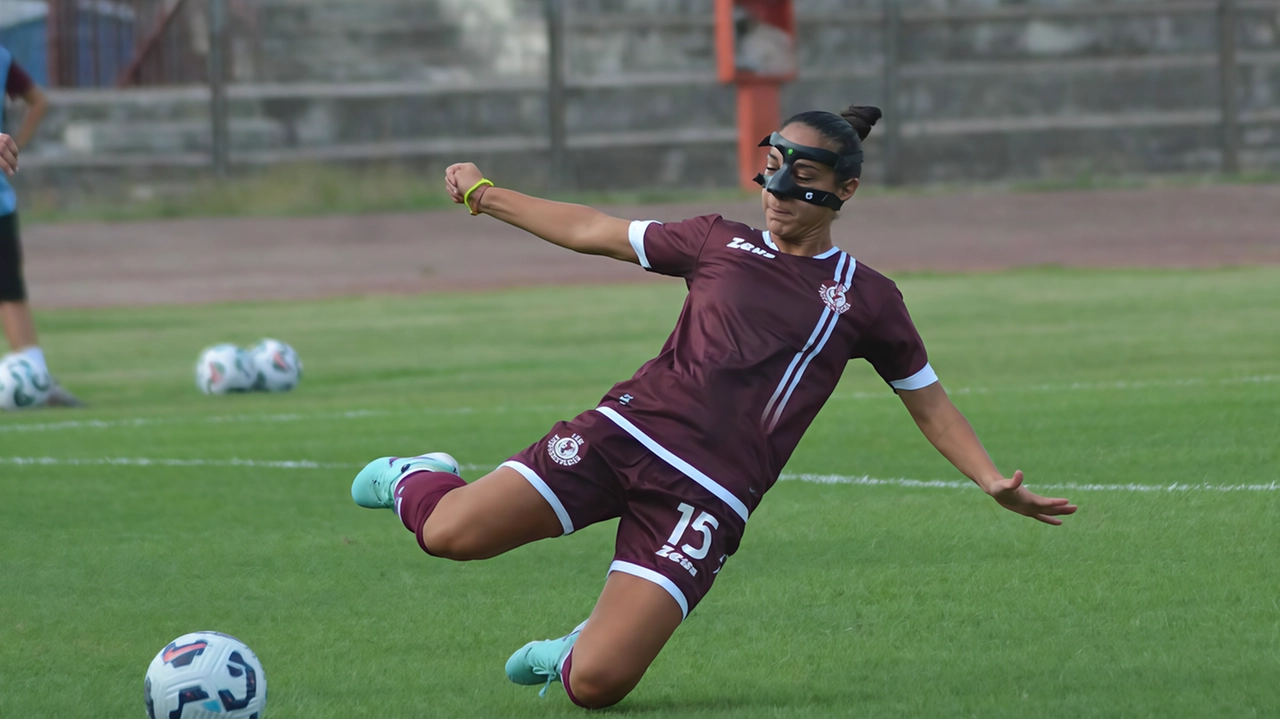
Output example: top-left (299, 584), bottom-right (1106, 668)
top-left (761, 252), bottom-right (848, 426)
top-left (763, 253), bottom-right (856, 432)
top-left (595, 406), bottom-right (751, 523)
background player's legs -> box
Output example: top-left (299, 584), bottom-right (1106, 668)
top-left (0, 211), bottom-right (37, 353)
top-left (418, 466), bottom-right (564, 560)
top-left (562, 572), bottom-right (683, 708)
top-left (0, 212), bottom-right (82, 406)
top-left (1, 300), bottom-right (38, 351)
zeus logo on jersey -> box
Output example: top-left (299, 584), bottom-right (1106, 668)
top-left (727, 238), bottom-right (776, 259)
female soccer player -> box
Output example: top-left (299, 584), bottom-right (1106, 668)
top-left (350, 105), bottom-right (1077, 708)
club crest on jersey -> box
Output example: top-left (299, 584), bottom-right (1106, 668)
top-left (819, 280), bottom-right (852, 314)
top-left (727, 237), bottom-right (776, 259)
top-left (548, 433), bottom-right (586, 466)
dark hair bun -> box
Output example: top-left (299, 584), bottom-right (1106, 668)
top-left (840, 105), bottom-right (882, 141)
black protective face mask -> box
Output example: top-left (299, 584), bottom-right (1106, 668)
top-left (753, 132), bottom-right (863, 211)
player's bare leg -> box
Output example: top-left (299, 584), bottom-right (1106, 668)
top-left (0, 300), bottom-right (37, 349)
top-left (351, 456), bottom-right (562, 558)
top-left (420, 467), bottom-right (563, 559)
top-left (506, 572), bottom-right (683, 708)
top-left (564, 573), bottom-right (683, 707)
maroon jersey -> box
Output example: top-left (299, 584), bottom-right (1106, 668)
top-left (594, 215), bottom-right (936, 523)
top-left (5, 60), bottom-right (33, 98)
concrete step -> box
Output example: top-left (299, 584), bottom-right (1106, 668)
top-left (63, 119), bottom-right (286, 154)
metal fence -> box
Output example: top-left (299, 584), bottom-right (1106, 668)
top-left (23, 0), bottom-right (1280, 189)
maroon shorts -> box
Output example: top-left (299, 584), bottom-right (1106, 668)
top-left (503, 409), bottom-right (746, 618)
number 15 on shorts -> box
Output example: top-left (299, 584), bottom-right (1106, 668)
top-left (656, 503), bottom-right (725, 578)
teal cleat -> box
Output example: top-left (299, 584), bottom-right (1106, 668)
top-left (505, 621), bottom-right (587, 697)
top-left (350, 452), bottom-right (460, 509)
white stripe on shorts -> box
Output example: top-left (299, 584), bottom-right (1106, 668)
top-left (500, 460), bottom-right (574, 535)
top-left (609, 560), bottom-right (689, 619)
top-left (594, 406), bottom-right (750, 523)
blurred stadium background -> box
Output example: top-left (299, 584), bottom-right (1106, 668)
top-left (4, 0), bottom-right (1279, 208)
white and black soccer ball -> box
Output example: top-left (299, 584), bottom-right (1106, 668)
top-left (144, 631), bottom-right (267, 719)
top-left (195, 344), bottom-right (255, 396)
top-left (248, 339), bottom-right (302, 393)
top-left (0, 353), bottom-right (52, 410)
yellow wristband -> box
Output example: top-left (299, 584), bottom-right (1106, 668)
top-left (464, 179), bottom-right (495, 215)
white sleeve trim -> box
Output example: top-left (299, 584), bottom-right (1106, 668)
top-left (890, 363), bottom-right (939, 391)
top-left (500, 461), bottom-right (574, 535)
top-left (609, 561), bottom-right (689, 619)
top-left (628, 220), bottom-right (658, 270)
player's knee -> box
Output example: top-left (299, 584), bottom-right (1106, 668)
top-left (565, 660), bottom-right (636, 709)
top-left (420, 514), bottom-right (489, 561)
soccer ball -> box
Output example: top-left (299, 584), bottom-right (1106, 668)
top-left (195, 344), bottom-right (255, 396)
top-left (0, 353), bottom-right (52, 410)
top-left (144, 631), bottom-right (267, 719)
top-left (248, 339), bottom-right (302, 392)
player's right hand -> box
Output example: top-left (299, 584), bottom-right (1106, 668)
top-left (445, 163), bottom-right (484, 205)
top-left (0, 134), bottom-right (18, 176)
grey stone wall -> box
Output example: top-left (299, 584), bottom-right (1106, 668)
top-left (13, 0), bottom-right (1280, 206)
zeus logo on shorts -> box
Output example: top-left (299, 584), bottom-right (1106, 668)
top-left (727, 238), bottom-right (776, 259)
top-left (656, 545), bottom-right (698, 577)
top-left (547, 433), bottom-right (586, 466)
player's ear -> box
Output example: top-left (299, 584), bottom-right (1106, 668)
top-left (837, 178), bottom-right (859, 202)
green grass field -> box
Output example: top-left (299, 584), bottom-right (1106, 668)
top-left (2, 267), bottom-right (1278, 718)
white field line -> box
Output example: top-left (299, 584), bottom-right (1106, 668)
top-left (0, 405), bottom-right (569, 434)
top-left (0, 456), bottom-right (359, 469)
top-left (1, 456), bottom-right (1276, 493)
top-left (778, 474), bottom-right (1280, 493)
top-left (1, 374), bottom-right (1275, 436)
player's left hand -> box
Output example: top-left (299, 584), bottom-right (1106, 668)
top-left (987, 470), bottom-right (1077, 525)
top-left (0, 134), bottom-right (18, 176)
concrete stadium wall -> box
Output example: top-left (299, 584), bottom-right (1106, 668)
top-left (12, 0), bottom-right (1280, 205)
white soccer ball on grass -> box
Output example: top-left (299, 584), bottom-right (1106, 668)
top-left (0, 353), bottom-right (53, 410)
top-left (144, 631), bottom-right (267, 719)
top-left (194, 344), bottom-right (255, 396)
top-left (248, 338), bottom-right (302, 392)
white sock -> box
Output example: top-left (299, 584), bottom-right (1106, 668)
top-left (18, 346), bottom-right (48, 376)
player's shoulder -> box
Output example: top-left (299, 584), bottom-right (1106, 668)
top-left (851, 260), bottom-right (893, 288)
top-left (849, 260), bottom-right (905, 306)
top-left (708, 216), bottom-right (756, 237)
top-left (701, 216), bottom-right (768, 248)
top-left (646, 213), bottom-right (730, 240)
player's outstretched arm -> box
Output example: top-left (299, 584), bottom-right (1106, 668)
top-left (898, 382), bottom-right (1078, 525)
top-left (445, 162), bottom-right (637, 264)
